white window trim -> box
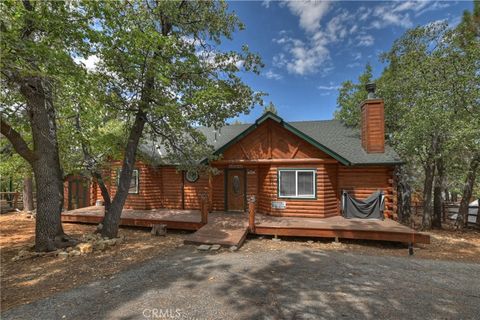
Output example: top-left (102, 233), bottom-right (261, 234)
top-left (117, 169), bottom-right (139, 194)
top-left (278, 169), bottom-right (316, 199)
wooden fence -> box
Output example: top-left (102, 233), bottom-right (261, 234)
top-left (411, 202), bottom-right (479, 225)
top-left (0, 191), bottom-right (38, 213)
top-left (0, 192), bottom-right (21, 213)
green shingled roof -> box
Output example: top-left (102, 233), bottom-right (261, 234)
top-left (139, 112), bottom-right (402, 166)
top-left (288, 120), bottom-right (401, 165)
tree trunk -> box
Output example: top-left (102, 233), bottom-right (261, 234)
top-left (395, 165), bottom-right (412, 224)
top-left (422, 160), bottom-right (435, 230)
top-left (91, 170), bottom-right (111, 232)
top-left (20, 77), bottom-right (70, 251)
top-left (0, 1), bottom-right (74, 252)
top-left (22, 174), bottom-right (34, 212)
top-left (1, 82), bottom-right (69, 251)
top-left (432, 157), bottom-right (444, 229)
top-left (456, 155), bottom-right (479, 229)
top-left (101, 109), bottom-right (147, 238)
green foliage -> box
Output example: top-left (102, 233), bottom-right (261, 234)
top-left (333, 63), bottom-right (373, 127)
top-left (74, 0), bottom-right (264, 172)
top-left (0, 0), bottom-right (93, 187)
top-left (1, 1), bottom-right (264, 181)
top-left (263, 102), bottom-right (278, 115)
top-left (0, 0), bottom-right (91, 83)
top-left (0, 144), bottom-right (29, 191)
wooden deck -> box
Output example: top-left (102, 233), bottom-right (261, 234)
top-left (61, 206), bottom-right (203, 230)
top-left (254, 214), bottom-right (430, 244)
top-left (62, 206), bottom-right (430, 246)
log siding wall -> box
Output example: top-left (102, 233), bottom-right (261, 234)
top-left (92, 162), bottom-right (213, 211)
top-left (106, 161), bottom-right (163, 210)
top-left (183, 174), bottom-right (209, 210)
top-left (338, 166), bottom-right (395, 218)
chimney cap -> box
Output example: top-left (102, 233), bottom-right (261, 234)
top-left (366, 83), bottom-right (376, 99)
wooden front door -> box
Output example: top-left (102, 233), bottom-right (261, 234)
top-left (226, 169), bottom-right (246, 212)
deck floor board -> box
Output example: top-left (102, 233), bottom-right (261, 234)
top-left (61, 206), bottom-right (202, 230)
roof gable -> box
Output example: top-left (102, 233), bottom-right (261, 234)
top-left (220, 117), bottom-right (334, 161)
top-left (214, 112), bottom-right (350, 165)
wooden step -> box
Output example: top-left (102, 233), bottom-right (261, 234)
top-left (184, 214), bottom-right (249, 247)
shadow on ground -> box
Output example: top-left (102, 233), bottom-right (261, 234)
top-left (2, 245), bottom-right (480, 320)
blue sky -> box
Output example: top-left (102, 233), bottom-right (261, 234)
top-left (223, 1), bottom-right (473, 123)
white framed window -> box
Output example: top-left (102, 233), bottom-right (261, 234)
top-left (278, 169), bottom-right (316, 199)
top-left (117, 169), bottom-right (139, 194)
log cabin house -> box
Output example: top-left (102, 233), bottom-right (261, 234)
top-left (66, 93), bottom-right (403, 222)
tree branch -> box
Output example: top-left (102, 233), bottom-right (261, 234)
top-left (21, 0), bottom-right (35, 40)
top-left (0, 117), bottom-right (36, 164)
top-left (74, 113), bottom-right (112, 208)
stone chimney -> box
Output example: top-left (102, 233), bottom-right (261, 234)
top-left (360, 83), bottom-right (385, 153)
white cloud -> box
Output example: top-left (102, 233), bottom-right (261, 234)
top-left (415, 1), bottom-right (451, 17)
top-left (324, 10), bottom-right (352, 41)
top-left (392, 1), bottom-right (429, 13)
top-left (273, 1), bottom-right (448, 76)
top-left (282, 0), bottom-right (332, 33)
top-left (353, 52), bottom-right (362, 61)
top-left (317, 84), bottom-right (340, 90)
top-left (370, 4), bottom-right (413, 29)
top-left (273, 34), bottom-right (331, 75)
top-left (347, 62), bottom-right (362, 68)
top-left (357, 6), bottom-right (372, 21)
top-left (272, 4), bottom-right (355, 76)
top-left (368, 1), bottom-right (446, 30)
top-left (262, 0), bottom-right (271, 9)
top-left (264, 69), bottom-right (283, 80)
top-left (356, 34), bottom-right (374, 47)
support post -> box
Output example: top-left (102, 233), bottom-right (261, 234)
top-left (248, 195), bottom-right (256, 233)
top-left (208, 172), bottom-right (213, 212)
top-left (200, 193), bottom-right (208, 225)
top-left (409, 221), bottom-right (415, 255)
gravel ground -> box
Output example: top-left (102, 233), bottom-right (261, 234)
top-left (2, 246), bottom-right (480, 320)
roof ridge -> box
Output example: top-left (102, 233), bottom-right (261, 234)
top-left (223, 118), bottom-right (342, 127)
top-left (288, 119), bottom-right (341, 124)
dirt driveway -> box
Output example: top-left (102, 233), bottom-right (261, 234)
top-left (2, 246), bottom-right (480, 320)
